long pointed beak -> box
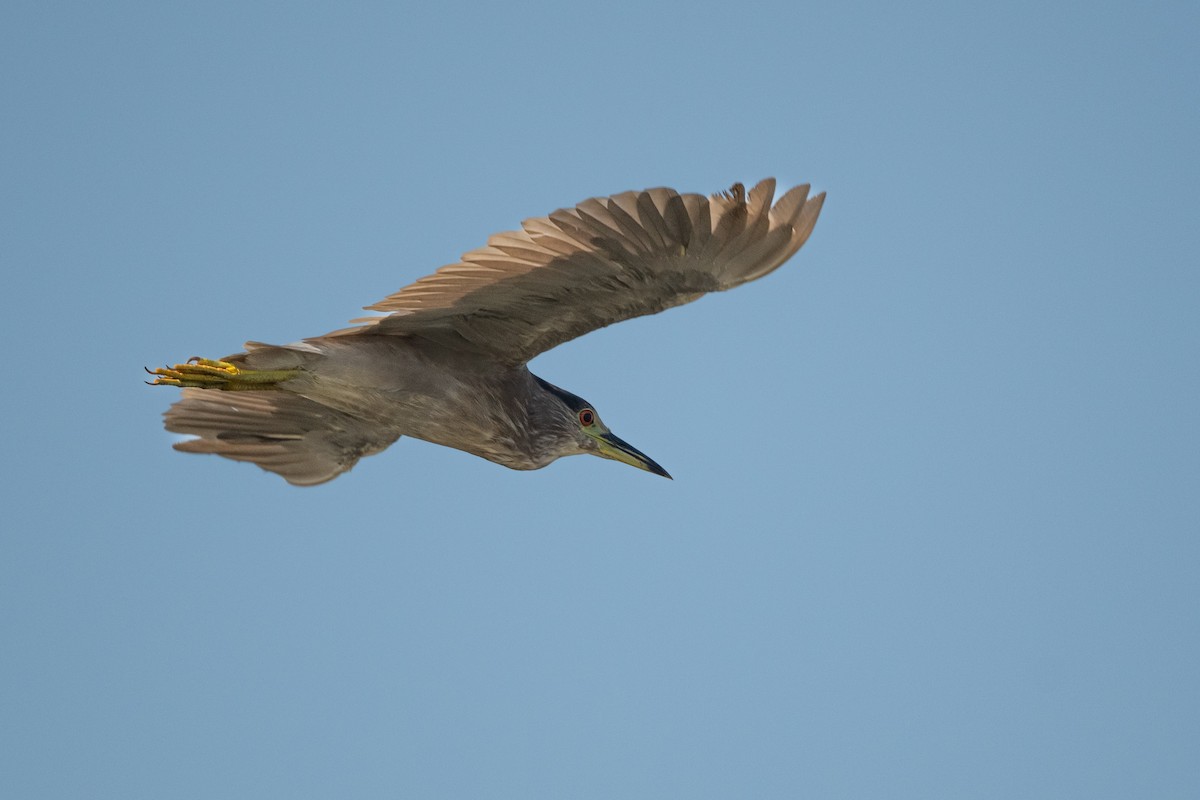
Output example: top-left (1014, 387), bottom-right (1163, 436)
top-left (594, 431), bottom-right (672, 479)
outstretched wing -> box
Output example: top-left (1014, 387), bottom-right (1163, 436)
top-left (334, 178), bottom-right (824, 365)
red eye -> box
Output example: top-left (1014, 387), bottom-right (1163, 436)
top-left (579, 409), bottom-right (595, 427)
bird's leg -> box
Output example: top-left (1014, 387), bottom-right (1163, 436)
top-left (145, 357), bottom-right (300, 390)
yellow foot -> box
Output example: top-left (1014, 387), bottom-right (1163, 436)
top-left (145, 357), bottom-right (300, 390)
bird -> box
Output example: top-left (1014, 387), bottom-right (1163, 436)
top-left (147, 178), bottom-right (825, 485)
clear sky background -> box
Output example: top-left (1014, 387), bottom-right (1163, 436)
top-left (2, 2), bottom-right (1197, 798)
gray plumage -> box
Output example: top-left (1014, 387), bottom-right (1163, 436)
top-left (155, 178), bottom-right (825, 485)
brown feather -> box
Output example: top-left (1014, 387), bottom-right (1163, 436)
top-left (165, 389), bottom-right (399, 486)
top-left (334, 179), bottom-right (825, 365)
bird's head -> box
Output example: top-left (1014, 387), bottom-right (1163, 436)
top-left (533, 376), bottom-right (671, 479)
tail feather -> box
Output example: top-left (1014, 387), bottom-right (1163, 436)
top-left (165, 388), bottom-right (398, 486)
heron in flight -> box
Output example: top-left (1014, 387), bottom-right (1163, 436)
top-left (148, 179), bottom-right (825, 485)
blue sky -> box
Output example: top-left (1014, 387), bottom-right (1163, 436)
top-left (2, 1), bottom-right (1197, 797)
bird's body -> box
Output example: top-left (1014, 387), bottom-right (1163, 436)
top-left (215, 337), bottom-right (587, 471)
top-left (149, 179), bottom-right (824, 485)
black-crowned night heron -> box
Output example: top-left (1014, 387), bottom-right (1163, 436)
top-left (148, 179), bottom-right (825, 485)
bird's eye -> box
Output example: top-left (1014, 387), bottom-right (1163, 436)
top-left (579, 409), bottom-right (595, 427)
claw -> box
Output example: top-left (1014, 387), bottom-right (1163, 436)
top-left (144, 357), bottom-right (299, 390)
